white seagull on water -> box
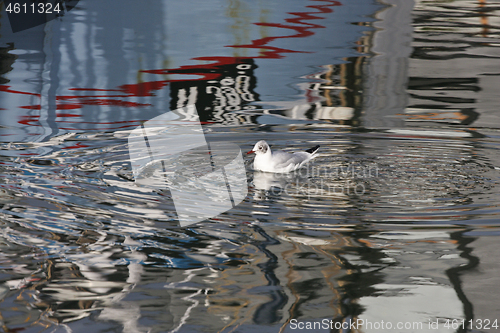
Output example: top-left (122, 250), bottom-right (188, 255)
top-left (247, 140), bottom-right (320, 173)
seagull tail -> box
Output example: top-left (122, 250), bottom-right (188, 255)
top-left (305, 145), bottom-right (320, 155)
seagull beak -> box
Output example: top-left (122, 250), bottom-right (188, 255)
top-left (246, 150), bottom-right (255, 155)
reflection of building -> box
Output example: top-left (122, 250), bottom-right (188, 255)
top-left (343, 230), bottom-right (468, 333)
top-left (346, 0), bottom-right (500, 330)
top-left (238, 57), bottom-right (367, 128)
top-left (0, 224), bottom-right (353, 332)
top-left (327, 228), bottom-right (499, 333)
top-left (301, 58), bottom-right (365, 126)
top-left (362, 0), bottom-right (413, 129)
top-left (0, 228), bottom-right (148, 332)
top-left (168, 58), bottom-right (259, 124)
top-left (405, 0), bottom-right (500, 129)
top-left (363, 0), bottom-right (500, 129)
top-left (160, 226), bottom-right (352, 332)
top-left (0, 0), bottom-right (381, 142)
top-left (461, 235), bottom-right (500, 331)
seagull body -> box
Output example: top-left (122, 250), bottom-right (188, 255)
top-left (247, 140), bottom-right (320, 173)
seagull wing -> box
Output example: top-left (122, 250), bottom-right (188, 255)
top-left (272, 151), bottom-right (313, 170)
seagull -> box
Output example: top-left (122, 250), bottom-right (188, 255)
top-left (247, 140), bottom-right (320, 173)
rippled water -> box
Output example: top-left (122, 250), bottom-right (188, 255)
top-left (1, 0), bottom-right (500, 332)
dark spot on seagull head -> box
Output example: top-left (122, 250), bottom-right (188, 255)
top-left (252, 140), bottom-right (269, 155)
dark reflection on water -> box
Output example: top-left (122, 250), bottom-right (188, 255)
top-left (1, 0), bottom-right (500, 332)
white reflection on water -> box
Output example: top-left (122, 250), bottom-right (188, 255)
top-left (356, 231), bottom-right (465, 333)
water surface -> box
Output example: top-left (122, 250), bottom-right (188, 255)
top-left (1, 0), bottom-right (500, 332)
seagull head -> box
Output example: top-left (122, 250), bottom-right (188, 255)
top-left (247, 140), bottom-right (269, 155)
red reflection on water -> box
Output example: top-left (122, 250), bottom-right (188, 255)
top-left (145, 0), bottom-right (341, 75)
top-left (18, 115), bottom-right (40, 126)
top-left (18, 114), bottom-right (147, 130)
top-left (2, 0), bottom-right (341, 133)
top-left (68, 81), bottom-right (170, 97)
top-left (62, 142), bottom-right (89, 149)
top-left (0, 85), bottom-right (41, 96)
top-left (142, 56), bottom-right (237, 78)
top-left (230, 0), bottom-right (340, 58)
